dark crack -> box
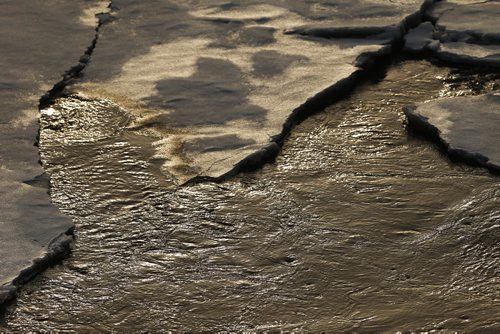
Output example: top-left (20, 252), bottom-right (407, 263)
top-left (39, 4), bottom-right (114, 110)
top-left (185, 0), bottom-right (438, 185)
top-left (284, 26), bottom-right (394, 39)
top-left (0, 0), bottom-right (114, 311)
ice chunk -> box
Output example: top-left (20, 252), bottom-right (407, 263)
top-left (437, 42), bottom-right (500, 68)
top-left (404, 22), bottom-right (440, 53)
top-left (405, 94), bottom-right (500, 172)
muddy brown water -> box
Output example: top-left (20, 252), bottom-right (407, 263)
top-left (2, 60), bottom-right (499, 332)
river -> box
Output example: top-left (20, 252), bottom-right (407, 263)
top-left (2, 60), bottom-right (499, 332)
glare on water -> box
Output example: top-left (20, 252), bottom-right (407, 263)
top-left (3, 61), bottom-right (499, 332)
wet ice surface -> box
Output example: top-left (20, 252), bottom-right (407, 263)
top-left (75, 0), bottom-right (430, 183)
top-left (3, 61), bottom-right (499, 332)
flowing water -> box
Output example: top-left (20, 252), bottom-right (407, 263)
top-left (2, 60), bottom-right (499, 332)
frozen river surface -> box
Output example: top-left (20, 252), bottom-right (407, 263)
top-left (1, 0), bottom-right (499, 332)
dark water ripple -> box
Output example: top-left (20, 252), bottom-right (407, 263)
top-left (3, 61), bottom-right (499, 332)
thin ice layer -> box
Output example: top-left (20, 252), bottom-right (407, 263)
top-left (405, 94), bottom-right (500, 172)
top-left (74, 0), bottom-right (433, 183)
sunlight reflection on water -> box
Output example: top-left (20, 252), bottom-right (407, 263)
top-left (4, 60), bottom-right (500, 332)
